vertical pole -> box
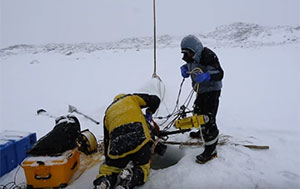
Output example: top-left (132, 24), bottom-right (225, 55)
top-left (152, 0), bottom-right (157, 78)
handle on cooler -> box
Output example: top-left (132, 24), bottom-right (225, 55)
top-left (34, 174), bottom-right (52, 180)
top-left (71, 161), bottom-right (78, 170)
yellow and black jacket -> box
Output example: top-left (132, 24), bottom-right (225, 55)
top-left (103, 93), bottom-right (160, 160)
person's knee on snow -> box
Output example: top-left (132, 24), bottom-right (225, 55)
top-left (94, 93), bottom-right (160, 188)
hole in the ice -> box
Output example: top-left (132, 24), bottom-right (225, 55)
top-left (151, 144), bottom-right (185, 170)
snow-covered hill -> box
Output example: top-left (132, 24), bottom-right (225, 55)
top-left (1, 22), bottom-right (299, 56)
top-left (0, 22), bottom-right (299, 188)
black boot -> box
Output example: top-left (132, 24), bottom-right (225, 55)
top-left (154, 142), bottom-right (167, 156)
top-left (115, 161), bottom-right (134, 188)
top-left (115, 162), bottom-right (145, 189)
top-left (189, 130), bottom-right (201, 139)
top-left (93, 176), bottom-right (112, 189)
top-left (196, 139), bottom-right (218, 164)
top-left (196, 150), bottom-right (217, 164)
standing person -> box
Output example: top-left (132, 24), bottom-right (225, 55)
top-left (180, 35), bottom-right (224, 164)
top-left (93, 93), bottom-right (160, 189)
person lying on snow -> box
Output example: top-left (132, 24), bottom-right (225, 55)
top-left (93, 93), bottom-right (161, 189)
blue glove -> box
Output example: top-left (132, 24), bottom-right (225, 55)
top-left (145, 112), bottom-right (152, 122)
top-left (195, 72), bottom-right (211, 83)
top-left (180, 65), bottom-right (189, 78)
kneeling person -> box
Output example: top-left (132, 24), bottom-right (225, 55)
top-left (94, 93), bottom-right (160, 189)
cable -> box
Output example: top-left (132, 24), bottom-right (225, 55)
top-left (153, 76), bottom-right (168, 117)
top-left (158, 78), bottom-right (198, 131)
top-left (13, 166), bottom-right (21, 186)
top-left (152, 0), bottom-right (157, 78)
top-left (0, 166), bottom-right (27, 189)
top-left (174, 78), bottom-right (186, 112)
top-left (182, 88), bottom-right (195, 110)
top-left (155, 78), bottom-right (185, 128)
top-left (157, 66), bottom-right (206, 131)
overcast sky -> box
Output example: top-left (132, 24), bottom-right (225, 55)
top-left (1, 0), bottom-right (299, 48)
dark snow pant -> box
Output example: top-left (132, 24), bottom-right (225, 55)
top-left (95, 142), bottom-right (152, 188)
top-left (193, 90), bottom-right (221, 155)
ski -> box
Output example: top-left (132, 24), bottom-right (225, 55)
top-left (162, 141), bottom-right (269, 150)
top-left (161, 134), bottom-right (269, 150)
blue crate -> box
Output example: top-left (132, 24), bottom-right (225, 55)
top-left (0, 139), bottom-right (17, 177)
top-left (0, 131), bottom-right (36, 177)
top-left (13, 133), bottom-right (36, 164)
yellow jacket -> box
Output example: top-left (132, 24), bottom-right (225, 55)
top-left (104, 94), bottom-right (159, 159)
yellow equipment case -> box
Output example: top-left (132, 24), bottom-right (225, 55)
top-left (174, 114), bottom-right (209, 129)
top-left (21, 148), bottom-right (80, 188)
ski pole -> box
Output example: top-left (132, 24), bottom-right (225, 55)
top-left (68, 105), bottom-right (100, 125)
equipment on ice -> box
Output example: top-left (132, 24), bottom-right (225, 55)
top-left (22, 148), bottom-right (80, 189)
top-left (27, 115), bottom-right (81, 156)
top-left (77, 129), bottom-right (98, 155)
top-left (174, 114), bottom-right (209, 129)
top-left (159, 128), bottom-right (191, 137)
top-left (68, 105), bottom-right (100, 125)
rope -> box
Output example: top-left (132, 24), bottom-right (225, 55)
top-left (188, 67), bottom-right (203, 94)
top-left (199, 125), bottom-right (205, 147)
top-left (150, 0), bottom-right (204, 131)
top-left (152, 0), bottom-right (157, 78)
top-left (188, 67), bottom-right (203, 75)
top-left (151, 0), bottom-right (170, 117)
top-left (150, 0), bottom-right (175, 120)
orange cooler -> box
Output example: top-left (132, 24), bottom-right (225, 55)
top-left (22, 149), bottom-right (80, 188)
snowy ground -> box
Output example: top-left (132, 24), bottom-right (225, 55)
top-left (0, 23), bottom-right (300, 188)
